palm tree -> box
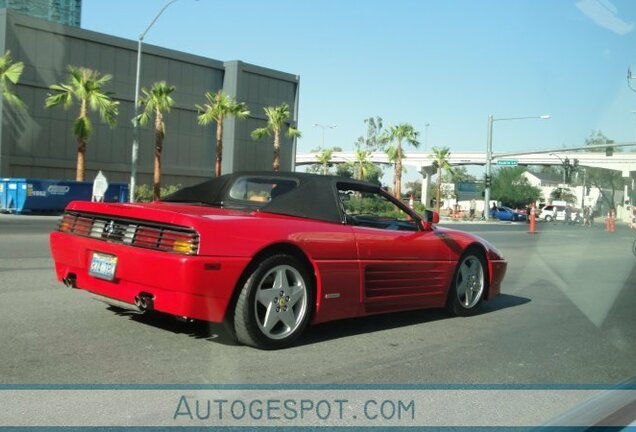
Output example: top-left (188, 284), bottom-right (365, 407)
top-left (315, 148), bottom-right (334, 175)
top-left (353, 147), bottom-right (374, 181)
top-left (383, 123), bottom-right (420, 198)
top-left (136, 81), bottom-right (176, 201)
top-left (0, 50), bottom-right (25, 110)
top-left (45, 66), bottom-right (119, 181)
top-left (431, 146), bottom-right (453, 213)
top-left (196, 90), bottom-right (250, 176)
top-left (355, 116), bottom-right (384, 151)
top-left (250, 102), bottom-right (301, 171)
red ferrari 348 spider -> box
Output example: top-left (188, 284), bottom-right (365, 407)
top-left (50, 172), bottom-right (507, 349)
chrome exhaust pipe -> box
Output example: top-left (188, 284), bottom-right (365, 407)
top-left (62, 274), bottom-right (77, 288)
top-left (92, 293), bottom-right (154, 314)
top-left (134, 293), bottom-right (154, 312)
top-left (93, 294), bottom-right (143, 313)
top-left (143, 294), bottom-right (154, 311)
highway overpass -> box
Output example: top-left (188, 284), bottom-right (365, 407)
top-left (296, 150), bottom-right (636, 175)
top-left (296, 148), bottom-right (636, 205)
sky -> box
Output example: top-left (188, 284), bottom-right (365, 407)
top-left (82, 0), bottom-right (636, 165)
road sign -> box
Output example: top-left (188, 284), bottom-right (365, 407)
top-left (92, 170), bottom-right (108, 202)
top-left (457, 182), bottom-right (478, 193)
top-left (457, 181), bottom-right (480, 200)
top-left (496, 159), bottom-right (518, 166)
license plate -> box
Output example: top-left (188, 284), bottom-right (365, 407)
top-left (89, 252), bottom-right (117, 281)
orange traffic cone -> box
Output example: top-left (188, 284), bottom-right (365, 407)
top-left (605, 212), bottom-right (610, 232)
top-left (610, 210), bottom-right (616, 233)
top-left (528, 204), bottom-right (537, 234)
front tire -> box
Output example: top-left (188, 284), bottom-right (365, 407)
top-left (446, 251), bottom-right (487, 316)
top-left (234, 255), bottom-right (313, 349)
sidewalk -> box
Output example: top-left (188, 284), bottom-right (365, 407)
top-left (439, 217), bottom-right (521, 224)
top-left (0, 213), bottom-right (61, 221)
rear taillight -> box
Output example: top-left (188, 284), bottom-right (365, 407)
top-left (170, 237), bottom-right (197, 254)
top-left (59, 214), bottom-right (73, 233)
top-left (58, 213), bottom-right (91, 235)
top-left (57, 211), bottom-right (199, 255)
top-left (133, 226), bottom-right (198, 255)
top-left (73, 216), bottom-right (92, 236)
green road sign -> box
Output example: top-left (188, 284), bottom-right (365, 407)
top-left (496, 159), bottom-right (518, 166)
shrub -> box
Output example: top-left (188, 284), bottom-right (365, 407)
top-left (134, 184), bottom-right (181, 202)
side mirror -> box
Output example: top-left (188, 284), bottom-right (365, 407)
top-left (423, 209), bottom-right (439, 224)
top-left (420, 210), bottom-right (439, 229)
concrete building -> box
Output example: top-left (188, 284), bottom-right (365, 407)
top-left (522, 171), bottom-right (561, 189)
top-left (522, 171), bottom-right (601, 209)
top-left (0, 0), bottom-right (81, 27)
top-left (0, 9), bottom-right (300, 187)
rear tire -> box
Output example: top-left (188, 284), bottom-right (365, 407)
top-left (446, 250), bottom-right (487, 316)
top-left (234, 255), bottom-right (313, 349)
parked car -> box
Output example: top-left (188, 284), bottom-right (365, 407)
top-left (541, 205), bottom-right (582, 223)
top-left (540, 204), bottom-right (563, 222)
top-left (49, 172), bottom-right (507, 349)
top-left (490, 206), bottom-right (527, 221)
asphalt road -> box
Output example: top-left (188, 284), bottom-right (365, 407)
top-left (1, 215), bottom-right (635, 385)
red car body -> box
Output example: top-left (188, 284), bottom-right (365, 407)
top-left (49, 172), bottom-right (506, 348)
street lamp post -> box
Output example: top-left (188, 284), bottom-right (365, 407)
top-left (312, 123), bottom-right (336, 149)
top-left (581, 168), bottom-right (587, 209)
top-left (130, 0), bottom-right (181, 203)
top-left (628, 67), bottom-right (636, 94)
top-left (484, 114), bottom-right (550, 220)
top-left (424, 123), bottom-right (430, 150)
top-left (549, 153), bottom-right (567, 185)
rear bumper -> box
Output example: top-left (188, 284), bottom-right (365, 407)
top-left (50, 232), bottom-right (251, 322)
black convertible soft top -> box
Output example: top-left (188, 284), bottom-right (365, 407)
top-left (162, 171), bottom-right (383, 224)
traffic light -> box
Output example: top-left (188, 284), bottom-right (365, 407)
top-left (484, 175), bottom-right (491, 188)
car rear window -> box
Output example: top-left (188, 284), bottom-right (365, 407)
top-left (228, 176), bottom-right (298, 204)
